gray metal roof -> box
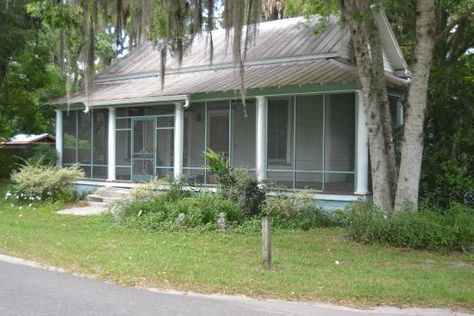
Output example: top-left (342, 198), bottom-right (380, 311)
top-left (51, 15), bottom-right (408, 106)
top-left (54, 59), bottom-right (406, 106)
top-left (97, 16), bottom-right (349, 81)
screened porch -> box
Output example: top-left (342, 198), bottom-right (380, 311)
top-left (59, 91), bottom-right (363, 195)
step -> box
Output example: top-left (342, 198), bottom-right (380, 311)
top-left (87, 194), bottom-right (104, 203)
top-left (86, 194), bottom-right (129, 204)
top-left (88, 201), bottom-right (108, 208)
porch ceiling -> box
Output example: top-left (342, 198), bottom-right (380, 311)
top-left (51, 59), bottom-right (407, 106)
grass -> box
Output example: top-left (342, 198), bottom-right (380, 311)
top-left (0, 184), bottom-right (473, 309)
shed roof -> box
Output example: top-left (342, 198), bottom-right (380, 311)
top-left (5, 133), bottom-right (55, 145)
top-left (51, 15), bottom-right (409, 107)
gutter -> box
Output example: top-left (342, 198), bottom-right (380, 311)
top-left (53, 94), bottom-right (190, 109)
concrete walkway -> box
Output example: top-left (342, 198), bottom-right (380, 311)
top-left (58, 186), bottom-right (130, 216)
top-left (0, 254), bottom-right (470, 316)
top-left (57, 202), bottom-right (108, 216)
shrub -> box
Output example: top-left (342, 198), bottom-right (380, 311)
top-left (262, 191), bottom-right (341, 230)
top-left (343, 202), bottom-right (474, 252)
top-left (26, 144), bottom-right (58, 166)
top-left (114, 192), bottom-right (242, 231)
top-left (10, 161), bottom-right (84, 202)
top-left (130, 177), bottom-right (191, 202)
top-left (204, 149), bottom-right (266, 216)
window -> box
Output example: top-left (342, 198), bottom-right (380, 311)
top-left (61, 109), bottom-right (108, 179)
top-left (183, 100), bottom-right (256, 185)
top-left (266, 93), bottom-right (356, 193)
top-left (268, 99), bottom-right (290, 163)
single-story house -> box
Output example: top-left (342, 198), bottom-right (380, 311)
top-left (50, 14), bottom-right (408, 208)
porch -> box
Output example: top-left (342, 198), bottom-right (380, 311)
top-left (56, 89), bottom-right (373, 202)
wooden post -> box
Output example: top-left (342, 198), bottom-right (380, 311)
top-left (262, 216), bottom-right (272, 270)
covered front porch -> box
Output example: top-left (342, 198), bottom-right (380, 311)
top-left (55, 87), bottom-right (372, 200)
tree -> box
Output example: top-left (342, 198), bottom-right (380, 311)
top-left (393, 0), bottom-right (435, 211)
top-left (338, 0), bottom-right (398, 210)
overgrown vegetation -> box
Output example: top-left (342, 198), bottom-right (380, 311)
top-left (204, 149), bottom-right (266, 217)
top-left (343, 202), bottom-right (474, 253)
top-left (113, 150), bottom-right (336, 232)
top-left (9, 160), bottom-right (84, 202)
top-left (0, 143), bottom-right (58, 179)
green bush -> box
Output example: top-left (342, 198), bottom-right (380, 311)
top-left (343, 202), bottom-right (474, 252)
top-left (0, 144), bottom-right (58, 179)
top-left (9, 161), bottom-right (84, 202)
top-left (114, 191), bottom-right (242, 231)
top-left (26, 143), bottom-right (58, 166)
top-left (204, 149), bottom-right (266, 216)
top-left (263, 192), bottom-right (341, 230)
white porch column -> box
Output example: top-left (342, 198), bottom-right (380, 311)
top-left (174, 102), bottom-right (184, 180)
top-left (355, 91), bottom-right (369, 194)
top-left (256, 96), bottom-right (267, 182)
top-left (107, 107), bottom-right (116, 181)
top-left (55, 109), bottom-right (63, 166)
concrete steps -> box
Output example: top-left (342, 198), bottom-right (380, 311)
top-left (86, 187), bottom-right (131, 204)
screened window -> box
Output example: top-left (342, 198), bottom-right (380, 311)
top-left (183, 100), bottom-right (256, 185)
top-left (62, 112), bottom-right (77, 164)
top-left (268, 99), bottom-right (290, 163)
top-left (61, 109), bottom-right (108, 179)
top-left (266, 93), bottom-right (356, 193)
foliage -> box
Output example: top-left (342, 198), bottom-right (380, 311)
top-left (26, 143), bottom-right (58, 165)
top-left (129, 176), bottom-right (191, 202)
top-left (204, 148), bottom-right (266, 217)
top-left (343, 202), bottom-right (474, 252)
top-left (114, 191), bottom-right (242, 232)
top-left (421, 55), bottom-right (474, 206)
top-left (263, 191), bottom-right (341, 230)
top-left (10, 161), bottom-right (84, 202)
top-left (0, 144), bottom-right (58, 179)
top-left (0, 0), bottom-right (67, 139)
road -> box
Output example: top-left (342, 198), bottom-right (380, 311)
top-left (0, 255), bottom-right (469, 316)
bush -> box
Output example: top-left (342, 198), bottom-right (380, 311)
top-left (114, 190), bottom-right (242, 231)
top-left (343, 202), bottom-right (474, 252)
top-left (204, 149), bottom-right (266, 216)
top-left (263, 192), bottom-right (341, 230)
top-left (0, 144), bottom-right (58, 179)
top-left (26, 143), bottom-right (58, 166)
top-left (10, 161), bottom-right (84, 202)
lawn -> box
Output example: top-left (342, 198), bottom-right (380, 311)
top-left (0, 185), bottom-right (473, 309)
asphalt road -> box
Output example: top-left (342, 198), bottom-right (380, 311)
top-left (0, 255), bottom-right (469, 316)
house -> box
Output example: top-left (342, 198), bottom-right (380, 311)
top-left (50, 14), bottom-right (408, 208)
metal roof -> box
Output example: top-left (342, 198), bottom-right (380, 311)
top-left (97, 16), bottom-right (349, 81)
top-left (53, 59), bottom-right (406, 106)
top-left (4, 133), bottom-right (55, 145)
top-left (51, 15), bottom-right (409, 106)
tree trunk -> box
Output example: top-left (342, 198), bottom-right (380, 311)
top-left (340, 0), bottom-right (397, 211)
top-left (394, 0), bottom-right (435, 212)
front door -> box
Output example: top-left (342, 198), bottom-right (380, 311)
top-left (132, 118), bottom-right (156, 182)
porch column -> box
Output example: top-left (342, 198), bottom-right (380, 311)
top-left (174, 102), bottom-right (184, 180)
top-left (256, 96), bottom-right (267, 182)
top-left (355, 91), bottom-right (369, 194)
top-left (55, 109), bottom-right (63, 166)
top-left (107, 107), bottom-right (116, 181)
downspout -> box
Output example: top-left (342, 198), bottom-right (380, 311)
top-left (183, 95), bottom-right (190, 109)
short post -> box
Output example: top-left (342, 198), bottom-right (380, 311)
top-left (262, 216), bottom-right (272, 270)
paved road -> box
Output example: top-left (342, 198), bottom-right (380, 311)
top-left (0, 255), bottom-right (469, 316)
